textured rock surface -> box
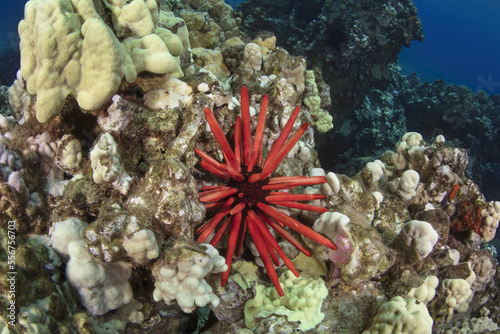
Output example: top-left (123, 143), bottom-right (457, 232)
top-left (0, 1), bottom-right (499, 333)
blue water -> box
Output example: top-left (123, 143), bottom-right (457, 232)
top-left (399, 0), bottom-right (500, 94)
top-left (0, 0), bottom-right (26, 85)
top-left (226, 0), bottom-right (243, 9)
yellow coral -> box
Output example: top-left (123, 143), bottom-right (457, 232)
top-left (18, 0), bottom-right (188, 123)
top-left (244, 270), bottom-right (328, 331)
top-left (363, 297), bottom-right (433, 334)
top-left (304, 71), bottom-right (333, 133)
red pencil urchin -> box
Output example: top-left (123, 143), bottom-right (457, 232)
top-left (195, 86), bottom-right (337, 296)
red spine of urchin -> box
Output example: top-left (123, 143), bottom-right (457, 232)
top-left (195, 86), bottom-right (336, 296)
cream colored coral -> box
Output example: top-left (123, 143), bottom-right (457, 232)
top-left (289, 141), bottom-right (312, 163)
top-left (244, 270), bottom-right (328, 331)
top-left (56, 134), bottom-right (82, 172)
top-left (469, 253), bottom-right (496, 291)
top-left (447, 249), bottom-right (461, 265)
top-left (297, 141), bottom-right (311, 162)
top-left (322, 172), bottom-right (341, 196)
top-left (480, 201), bottom-right (500, 242)
top-left (309, 168), bottom-right (341, 202)
top-left (313, 212), bottom-right (352, 265)
top-left (408, 275), bottom-right (439, 304)
top-left (115, 3), bottom-right (186, 61)
top-left (51, 218), bottom-right (134, 316)
top-left (18, 0), bottom-right (188, 123)
top-left (158, 12), bottom-right (190, 52)
top-left (398, 220), bottom-right (438, 260)
top-left (103, 0), bottom-right (158, 38)
top-left (50, 218), bottom-right (87, 258)
top-left (243, 43), bottom-right (263, 71)
top-left (442, 279), bottom-right (473, 316)
top-left (391, 132), bottom-right (424, 170)
top-left (90, 133), bottom-right (120, 184)
top-left (307, 168), bottom-right (339, 198)
top-left (310, 168), bottom-right (325, 178)
top-left (392, 142), bottom-right (409, 170)
top-left (122, 33), bottom-right (183, 77)
top-left (397, 170), bottom-right (420, 200)
top-left (372, 191), bottom-right (384, 208)
top-left (365, 160), bottom-right (385, 184)
top-left (89, 133), bottom-right (131, 194)
top-left (434, 135), bottom-right (446, 145)
top-left (363, 297), bottom-right (433, 334)
top-left (123, 229), bottom-right (159, 265)
top-left (152, 244), bottom-right (227, 313)
top-left (78, 18), bottom-right (137, 111)
top-left (252, 36), bottom-right (276, 63)
top-left (19, 0), bottom-right (135, 122)
top-left (402, 132), bottom-right (423, 146)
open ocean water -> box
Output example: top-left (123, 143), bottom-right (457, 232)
top-left (0, 0), bottom-right (26, 86)
top-left (399, 0), bottom-right (500, 94)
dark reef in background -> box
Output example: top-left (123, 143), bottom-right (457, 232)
top-left (238, 0), bottom-right (500, 201)
top-left (325, 71), bottom-right (500, 201)
top-left (397, 77), bottom-right (500, 201)
top-left (238, 0), bottom-right (423, 134)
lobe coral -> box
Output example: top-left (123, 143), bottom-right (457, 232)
top-left (195, 87), bottom-right (337, 296)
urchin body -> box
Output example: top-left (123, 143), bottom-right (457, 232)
top-left (195, 87), bottom-right (337, 295)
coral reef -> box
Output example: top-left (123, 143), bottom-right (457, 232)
top-left (195, 86), bottom-right (336, 295)
top-left (244, 270), bottom-right (328, 331)
top-left (0, 0), bottom-right (498, 333)
top-left (239, 0), bottom-right (424, 124)
top-left (152, 242), bottom-right (227, 313)
top-left (322, 72), bottom-right (500, 203)
top-left (363, 296), bottom-right (433, 334)
top-left (18, 0), bottom-right (189, 122)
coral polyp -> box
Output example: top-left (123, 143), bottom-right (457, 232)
top-left (195, 87), bottom-right (337, 295)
